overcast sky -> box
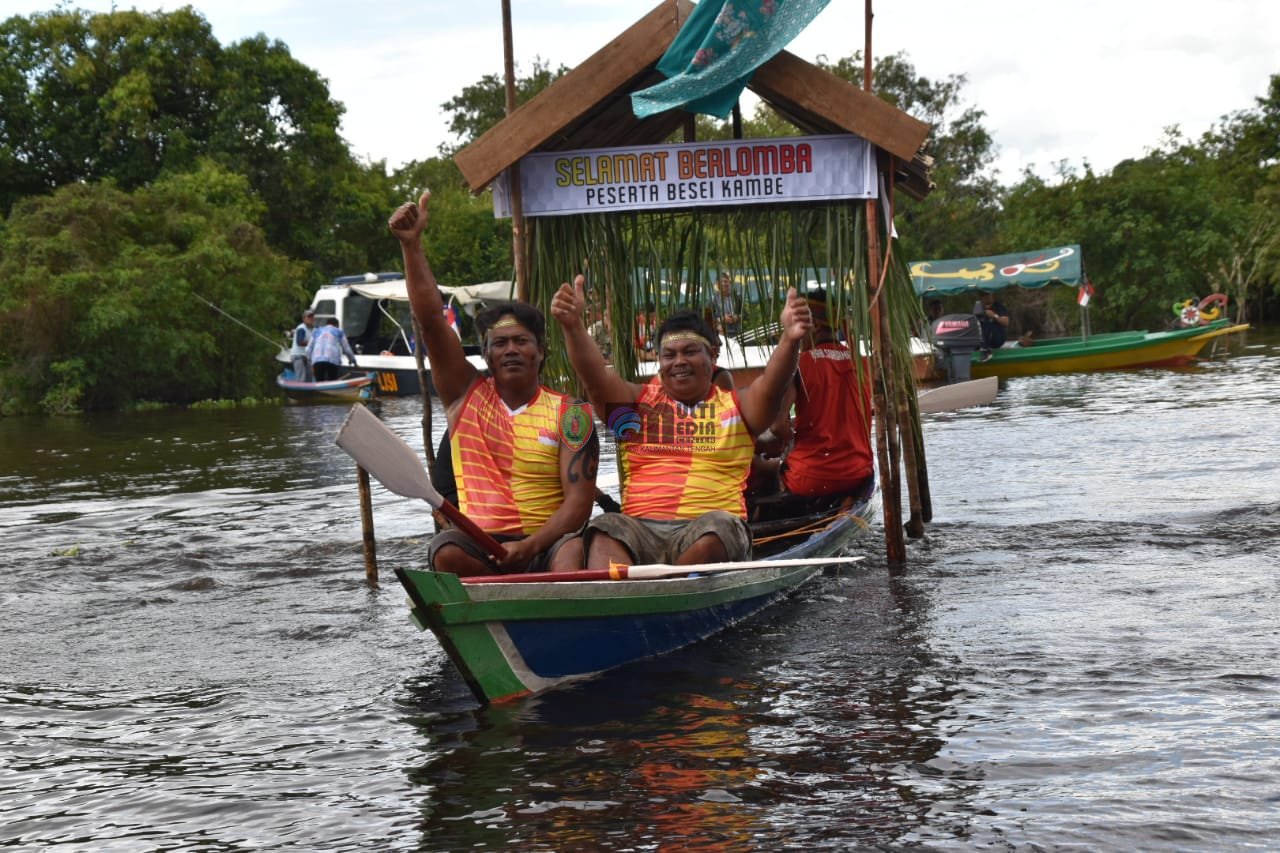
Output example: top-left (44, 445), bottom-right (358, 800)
top-left (5, 0), bottom-right (1278, 182)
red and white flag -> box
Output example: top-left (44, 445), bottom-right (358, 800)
top-left (1077, 281), bottom-right (1095, 307)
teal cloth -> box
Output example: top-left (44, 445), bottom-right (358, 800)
top-left (631, 0), bottom-right (832, 119)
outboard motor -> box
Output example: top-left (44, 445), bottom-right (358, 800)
top-left (931, 312), bottom-right (984, 382)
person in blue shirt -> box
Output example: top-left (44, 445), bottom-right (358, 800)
top-left (306, 318), bottom-right (358, 380)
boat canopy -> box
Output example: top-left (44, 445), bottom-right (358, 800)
top-left (911, 245), bottom-right (1083, 296)
top-left (349, 278), bottom-right (516, 307)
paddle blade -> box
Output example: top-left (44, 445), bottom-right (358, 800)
top-left (335, 404), bottom-right (440, 506)
top-left (335, 405), bottom-right (508, 562)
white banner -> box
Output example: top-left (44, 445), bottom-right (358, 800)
top-left (493, 134), bottom-right (874, 218)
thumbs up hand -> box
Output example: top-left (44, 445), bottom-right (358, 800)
top-left (550, 274), bottom-right (587, 329)
top-left (780, 287), bottom-right (813, 342)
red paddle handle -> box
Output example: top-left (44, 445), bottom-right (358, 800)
top-left (436, 500), bottom-right (508, 561)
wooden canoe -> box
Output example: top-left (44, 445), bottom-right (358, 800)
top-left (395, 487), bottom-right (877, 704)
top-left (277, 370), bottom-right (376, 403)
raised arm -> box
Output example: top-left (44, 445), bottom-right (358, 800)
top-left (737, 287), bottom-right (811, 437)
top-left (550, 275), bottom-right (640, 412)
top-left (387, 190), bottom-right (478, 407)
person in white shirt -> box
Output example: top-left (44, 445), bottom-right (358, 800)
top-left (290, 309), bottom-right (315, 381)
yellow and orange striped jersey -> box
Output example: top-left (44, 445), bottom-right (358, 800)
top-left (620, 383), bottom-right (753, 520)
top-left (451, 379), bottom-right (565, 535)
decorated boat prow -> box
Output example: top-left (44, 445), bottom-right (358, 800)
top-left (395, 489), bottom-right (877, 705)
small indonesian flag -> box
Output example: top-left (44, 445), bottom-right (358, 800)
top-left (1077, 281), bottom-right (1095, 307)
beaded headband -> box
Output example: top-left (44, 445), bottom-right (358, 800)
top-left (659, 331), bottom-right (712, 350)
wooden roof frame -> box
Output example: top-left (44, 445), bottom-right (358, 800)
top-left (454, 0), bottom-right (933, 199)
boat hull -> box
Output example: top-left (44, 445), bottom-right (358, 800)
top-left (396, 492), bottom-right (877, 704)
top-left (969, 321), bottom-right (1247, 380)
top-left (916, 376), bottom-right (998, 413)
top-left (351, 354), bottom-right (425, 397)
top-left (277, 371), bottom-right (375, 403)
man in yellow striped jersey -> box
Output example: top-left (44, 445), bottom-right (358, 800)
top-left (389, 192), bottom-right (598, 576)
top-left (550, 277), bottom-right (811, 570)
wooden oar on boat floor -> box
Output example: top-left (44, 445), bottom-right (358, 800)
top-left (461, 556), bottom-right (865, 584)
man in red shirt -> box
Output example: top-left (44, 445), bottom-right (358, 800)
top-left (754, 290), bottom-right (874, 498)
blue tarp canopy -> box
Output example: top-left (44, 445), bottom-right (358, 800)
top-left (911, 245), bottom-right (1084, 296)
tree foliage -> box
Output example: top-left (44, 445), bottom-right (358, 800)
top-left (0, 8), bottom-right (395, 277)
top-left (0, 162), bottom-right (303, 414)
top-left (999, 87), bottom-right (1280, 330)
top-left (389, 157), bottom-right (514, 286)
top-left (1, 5), bottom-right (1277, 413)
top-left (812, 51), bottom-right (1003, 262)
top-left (438, 57), bottom-right (569, 153)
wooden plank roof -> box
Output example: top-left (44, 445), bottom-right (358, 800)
top-left (454, 0), bottom-right (934, 199)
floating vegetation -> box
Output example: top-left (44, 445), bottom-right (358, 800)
top-left (189, 396), bottom-right (276, 410)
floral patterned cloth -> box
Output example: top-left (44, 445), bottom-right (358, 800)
top-left (631, 0), bottom-right (831, 119)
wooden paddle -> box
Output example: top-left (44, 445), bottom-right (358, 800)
top-left (461, 555), bottom-right (864, 584)
top-left (335, 404), bottom-right (508, 560)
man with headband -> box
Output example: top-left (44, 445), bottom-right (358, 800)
top-left (550, 277), bottom-right (812, 569)
top-left (388, 191), bottom-right (598, 576)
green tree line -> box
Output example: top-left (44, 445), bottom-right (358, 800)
top-left (2, 8), bottom-right (1277, 413)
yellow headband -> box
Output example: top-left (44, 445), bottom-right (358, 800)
top-left (659, 331), bottom-right (712, 350)
top-left (490, 314), bottom-right (521, 330)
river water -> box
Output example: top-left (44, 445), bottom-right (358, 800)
top-left (2, 330), bottom-right (1277, 851)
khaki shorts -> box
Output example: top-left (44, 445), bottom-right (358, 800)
top-left (584, 511), bottom-right (751, 565)
top-left (426, 528), bottom-right (577, 574)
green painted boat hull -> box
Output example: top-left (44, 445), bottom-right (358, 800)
top-left (970, 320), bottom-right (1247, 380)
top-left (396, 493), bottom-right (877, 704)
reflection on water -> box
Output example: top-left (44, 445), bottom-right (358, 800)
top-left (403, 570), bottom-right (960, 850)
top-left (1, 330), bottom-right (1278, 849)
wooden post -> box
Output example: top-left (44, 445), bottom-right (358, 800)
top-left (501, 0), bottom-right (529, 302)
top-left (867, 197), bottom-right (905, 564)
top-left (863, 0), bottom-right (906, 565)
top-left (357, 464), bottom-right (378, 586)
top-left (882, 155), bottom-right (927, 538)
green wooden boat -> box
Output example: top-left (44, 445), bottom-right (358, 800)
top-left (914, 245), bottom-right (1247, 380)
top-left (395, 487), bottom-right (877, 705)
top-left (969, 319), bottom-right (1248, 380)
